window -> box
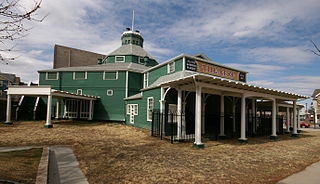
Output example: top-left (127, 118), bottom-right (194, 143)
top-left (147, 97), bottom-right (154, 121)
top-left (127, 104), bottom-right (138, 115)
top-left (115, 56), bottom-right (125, 62)
top-left (46, 72), bottom-right (59, 80)
top-left (76, 89), bottom-right (83, 95)
top-left (0, 81), bottom-right (3, 87)
top-left (107, 89), bottom-right (113, 96)
top-left (0, 90), bottom-right (2, 96)
top-left (73, 72), bottom-right (87, 80)
top-left (103, 71), bottom-right (118, 80)
top-left (167, 62), bottom-right (175, 73)
top-left (144, 73), bottom-right (148, 88)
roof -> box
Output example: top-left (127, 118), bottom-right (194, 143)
top-left (124, 93), bottom-right (143, 100)
top-left (144, 54), bottom-right (248, 73)
top-left (38, 62), bottom-right (150, 73)
top-left (108, 44), bottom-right (155, 60)
top-left (7, 86), bottom-right (99, 100)
top-left (312, 89), bottom-right (320, 98)
top-left (143, 71), bottom-right (308, 100)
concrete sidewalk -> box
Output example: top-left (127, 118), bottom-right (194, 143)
top-left (278, 161), bottom-right (320, 184)
top-left (50, 146), bottom-right (89, 184)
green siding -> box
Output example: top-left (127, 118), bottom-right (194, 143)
top-left (148, 65), bottom-right (167, 85)
top-left (39, 71), bottom-right (127, 121)
top-left (125, 88), bottom-right (161, 129)
top-left (128, 72), bottom-right (143, 97)
top-left (175, 59), bottom-right (183, 72)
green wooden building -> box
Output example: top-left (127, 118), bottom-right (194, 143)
top-left (5, 28), bottom-right (307, 146)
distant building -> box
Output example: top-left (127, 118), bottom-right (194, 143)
top-left (0, 72), bottom-right (22, 120)
top-left (312, 89), bottom-right (320, 124)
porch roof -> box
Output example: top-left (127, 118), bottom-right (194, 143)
top-left (7, 85), bottom-right (99, 100)
top-left (143, 71), bottom-right (308, 100)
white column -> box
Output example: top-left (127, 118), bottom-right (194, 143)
top-left (292, 100), bottom-right (298, 136)
top-left (271, 99), bottom-right (277, 138)
top-left (160, 87), bottom-right (165, 114)
top-left (297, 108), bottom-right (300, 131)
top-left (194, 85), bottom-right (203, 147)
top-left (239, 94), bottom-right (247, 142)
top-left (286, 107), bottom-right (290, 133)
top-left (5, 94), bottom-right (12, 124)
top-left (219, 94), bottom-right (225, 136)
top-left (44, 95), bottom-right (53, 128)
top-left (177, 89), bottom-right (182, 139)
top-left (88, 100), bottom-right (93, 120)
top-left (55, 100), bottom-right (60, 119)
top-left (314, 100), bottom-right (318, 126)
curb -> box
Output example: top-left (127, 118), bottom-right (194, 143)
top-left (36, 147), bottom-right (50, 184)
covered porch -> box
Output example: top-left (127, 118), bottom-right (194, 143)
top-left (4, 86), bottom-right (98, 128)
top-left (149, 73), bottom-right (307, 147)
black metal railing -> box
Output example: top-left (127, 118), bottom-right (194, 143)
top-left (151, 111), bottom-right (285, 143)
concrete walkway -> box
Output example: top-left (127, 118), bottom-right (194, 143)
top-left (0, 146), bottom-right (88, 184)
top-left (50, 146), bottom-right (89, 184)
top-left (278, 161), bottom-right (320, 184)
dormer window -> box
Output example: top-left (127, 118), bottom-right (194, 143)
top-left (167, 62), bottom-right (175, 73)
top-left (115, 56), bottom-right (125, 62)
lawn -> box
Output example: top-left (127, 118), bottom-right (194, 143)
top-left (1, 121), bottom-right (320, 184)
top-left (0, 148), bottom-right (43, 184)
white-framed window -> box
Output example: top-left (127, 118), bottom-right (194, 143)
top-left (143, 73), bottom-right (149, 88)
top-left (127, 104), bottom-right (138, 115)
top-left (167, 62), bottom-right (175, 73)
top-left (103, 71), bottom-right (118, 80)
top-left (107, 89), bottom-right (113, 96)
top-left (73, 71), bottom-right (87, 80)
top-left (147, 97), bottom-right (154, 121)
top-left (46, 72), bottom-right (59, 80)
top-left (76, 89), bottom-right (83, 95)
top-left (115, 56), bottom-right (125, 62)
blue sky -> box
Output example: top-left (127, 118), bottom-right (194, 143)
top-left (1, 0), bottom-right (320, 103)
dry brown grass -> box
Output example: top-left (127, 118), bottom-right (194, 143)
top-left (1, 121), bottom-right (320, 184)
top-left (0, 148), bottom-right (42, 184)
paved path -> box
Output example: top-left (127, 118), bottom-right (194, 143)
top-left (0, 146), bottom-right (88, 184)
top-left (278, 161), bottom-right (320, 184)
top-left (50, 146), bottom-right (88, 184)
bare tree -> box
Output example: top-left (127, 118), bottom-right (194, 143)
top-left (310, 40), bottom-right (320, 56)
top-left (0, 0), bottom-right (44, 64)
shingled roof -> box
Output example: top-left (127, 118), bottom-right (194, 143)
top-left (39, 62), bottom-right (150, 73)
top-left (312, 89), bottom-right (320, 98)
top-left (108, 44), bottom-right (155, 60)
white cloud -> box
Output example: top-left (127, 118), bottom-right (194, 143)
top-left (241, 47), bottom-right (316, 64)
top-left (248, 76), bottom-right (320, 96)
top-left (226, 63), bottom-right (286, 77)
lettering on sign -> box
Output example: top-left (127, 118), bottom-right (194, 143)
top-left (186, 59), bottom-right (197, 71)
top-left (197, 61), bottom-right (239, 81)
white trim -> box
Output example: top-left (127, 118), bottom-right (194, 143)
top-left (127, 104), bottom-right (138, 116)
top-left (125, 71), bottom-right (128, 98)
top-left (167, 62), bottom-right (175, 73)
top-left (46, 72), bottom-right (59, 80)
top-left (107, 89), bottom-right (113, 96)
top-left (103, 71), bottom-right (118, 80)
top-left (143, 72), bottom-right (149, 88)
top-left (115, 56), bottom-right (125, 62)
top-left (76, 89), bottom-right (83, 95)
top-left (73, 71), bottom-right (87, 80)
top-left (147, 97), bottom-right (154, 121)
top-left (182, 56), bottom-right (185, 71)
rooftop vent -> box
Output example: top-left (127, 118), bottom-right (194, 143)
top-left (135, 30), bottom-right (140, 33)
top-left (126, 27), bottom-right (131, 31)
